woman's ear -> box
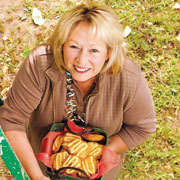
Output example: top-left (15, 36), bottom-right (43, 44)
top-left (105, 47), bottom-right (109, 61)
top-left (104, 59), bottom-right (109, 65)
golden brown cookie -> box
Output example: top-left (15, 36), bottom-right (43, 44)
top-left (81, 156), bottom-right (98, 177)
top-left (88, 142), bottom-right (103, 159)
top-left (52, 135), bottom-right (64, 153)
top-left (63, 132), bottom-right (82, 143)
top-left (62, 155), bottom-right (81, 175)
top-left (53, 150), bottom-right (69, 170)
top-left (50, 153), bottom-right (57, 166)
top-left (63, 138), bottom-right (89, 159)
top-left (83, 134), bottom-right (104, 142)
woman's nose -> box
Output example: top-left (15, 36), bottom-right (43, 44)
top-left (76, 49), bottom-right (88, 64)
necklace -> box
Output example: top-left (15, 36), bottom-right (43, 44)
top-left (65, 71), bottom-right (85, 126)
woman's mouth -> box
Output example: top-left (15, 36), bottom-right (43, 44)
top-left (74, 65), bottom-right (90, 73)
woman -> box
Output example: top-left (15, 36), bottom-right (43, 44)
top-left (0, 2), bottom-right (156, 180)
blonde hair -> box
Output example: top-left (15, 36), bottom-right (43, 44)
top-left (47, 2), bottom-right (126, 76)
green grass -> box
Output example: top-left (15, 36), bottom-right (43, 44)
top-left (0, 0), bottom-right (179, 179)
top-left (105, 0), bottom-right (180, 179)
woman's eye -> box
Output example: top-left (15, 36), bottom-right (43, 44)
top-left (91, 49), bottom-right (99, 53)
top-left (70, 45), bottom-right (79, 49)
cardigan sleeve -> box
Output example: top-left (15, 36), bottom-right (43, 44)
top-left (0, 48), bottom-right (44, 131)
top-left (118, 72), bottom-right (156, 149)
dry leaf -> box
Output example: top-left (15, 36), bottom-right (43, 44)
top-left (147, 22), bottom-right (153, 25)
top-left (124, 26), bottom-right (132, 37)
top-left (2, 36), bottom-right (12, 42)
top-left (176, 34), bottom-right (180, 41)
top-left (3, 36), bottom-right (8, 41)
top-left (173, 3), bottom-right (180, 9)
top-left (32, 8), bottom-right (45, 26)
top-left (21, 16), bottom-right (27, 21)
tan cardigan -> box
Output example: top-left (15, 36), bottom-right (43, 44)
top-left (0, 45), bottom-right (156, 179)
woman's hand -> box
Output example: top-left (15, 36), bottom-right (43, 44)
top-left (107, 134), bottom-right (129, 154)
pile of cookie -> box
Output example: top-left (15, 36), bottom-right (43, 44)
top-left (50, 132), bottom-right (105, 178)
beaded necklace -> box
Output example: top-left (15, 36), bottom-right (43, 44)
top-left (66, 71), bottom-right (85, 126)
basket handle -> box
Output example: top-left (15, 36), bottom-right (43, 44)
top-left (57, 167), bottom-right (90, 180)
top-left (64, 120), bottom-right (94, 136)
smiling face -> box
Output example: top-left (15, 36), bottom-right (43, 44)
top-left (63, 22), bottom-right (109, 84)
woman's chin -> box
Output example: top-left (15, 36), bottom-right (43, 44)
top-left (72, 74), bottom-right (96, 84)
top-left (73, 77), bottom-right (90, 83)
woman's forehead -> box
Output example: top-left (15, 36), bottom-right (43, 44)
top-left (71, 21), bottom-right (94, 35)
top-left (68, 21), bottom-right (105, 42)
top-left (67, 24), bottom-right (107, 48)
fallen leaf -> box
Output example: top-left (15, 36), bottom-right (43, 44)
top-left (21, 16), bottom-right (27, 21)
top-left (8, 37), bottom-right (12, 43)
top-left (176, 34), bottom-right (180, 41)
top-left (124, 26), bottom-right (132, 37)
top-left (22, 49), bottom-right (31, 59)
top-left (173, 3), bottom-right (180, 9)
top-left (2, 36), bottom-right (8, 41)
top-left (169, 173), bottom-right (175, 179)
top-left (2, 36), bottom-right (12, 42)
top-left (147, 22), bottom-right (153, 25)
top-left (32, 8), bottom-right (45, 26)
top-left (172, 88), bottom-right (177, 93)
top-left (141, 6), bottom-right (145, 11)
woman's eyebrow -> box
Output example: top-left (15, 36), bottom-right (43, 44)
top-left (67, 39), bottom-right (79, 44)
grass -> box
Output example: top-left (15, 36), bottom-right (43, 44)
top-left (106, 0), bottom-right (180, 179)
top-left (0, 0), bottom-right (179, 179)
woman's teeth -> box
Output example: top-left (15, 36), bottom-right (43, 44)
top-left (74, 65), bottom-right (89, 72)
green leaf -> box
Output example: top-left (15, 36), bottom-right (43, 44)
top-left (22, 49), bottom-right (31, 59)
